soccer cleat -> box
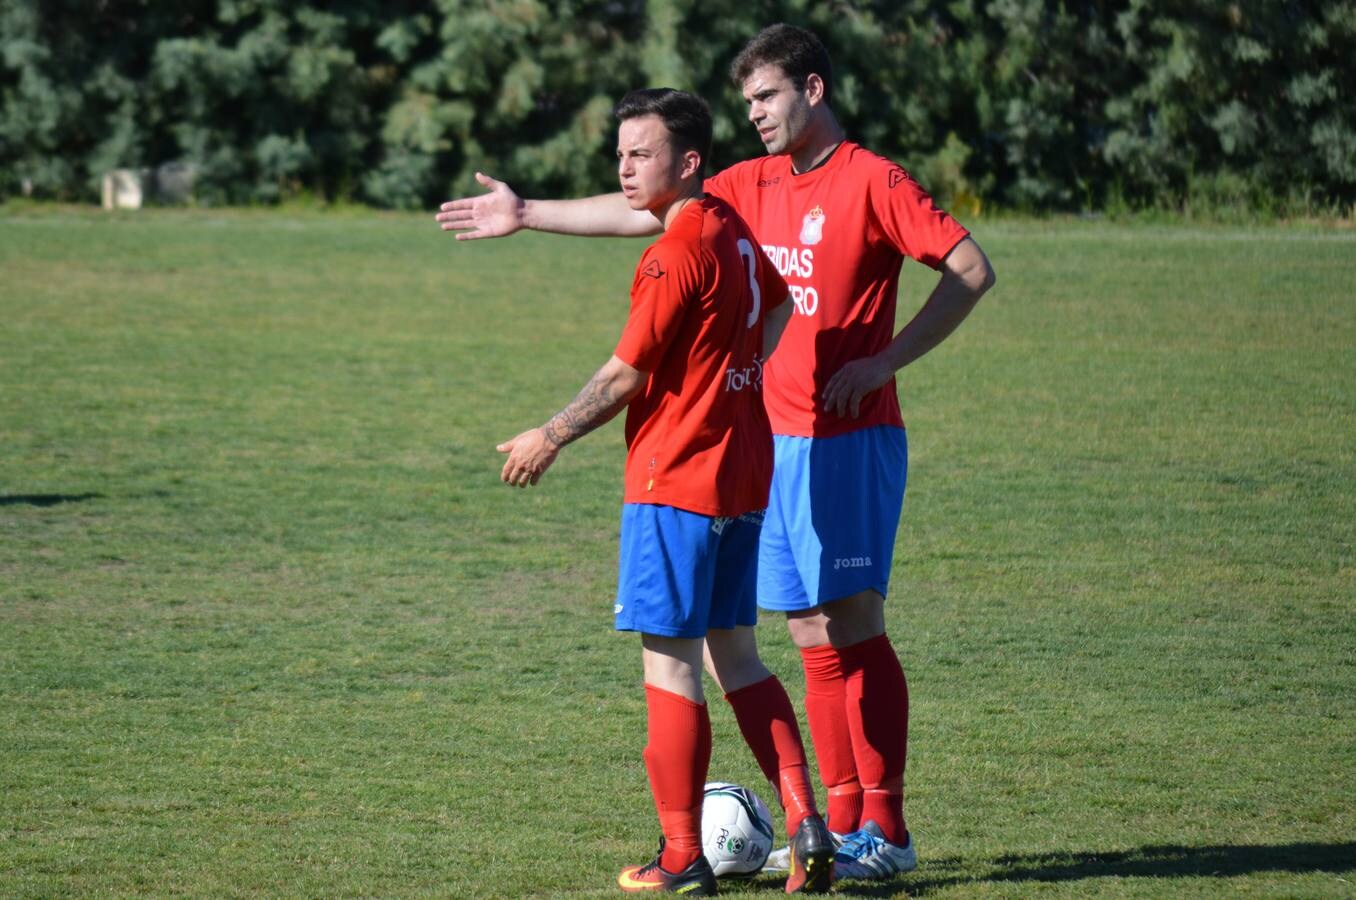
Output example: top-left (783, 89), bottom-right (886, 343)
top-left (832, 820), bottom-right (917, 880)
top-left (762, 828), bottom-right (842, 874)
top-left (783, 814), bottom-right (836, 893)
top-left (617, 840), bottom-right (719, 895)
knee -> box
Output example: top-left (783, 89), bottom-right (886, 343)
top-left (706, 649), bottom-right (772, 694)
top-left (786, 613), bottom-right (831, 648)
top-left (790, 592), bottom-right (885, 648)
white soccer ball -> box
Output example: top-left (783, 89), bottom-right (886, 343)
top-left (701, 781), bottom-right (775, 876)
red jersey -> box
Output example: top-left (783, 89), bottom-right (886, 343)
top-left (704, 141), bottom-right (969, 438)
top-left (613, 196), bottom-right (788, 517)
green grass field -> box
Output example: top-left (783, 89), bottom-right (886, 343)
top-left (2, 206), bottom-right (1353, 897)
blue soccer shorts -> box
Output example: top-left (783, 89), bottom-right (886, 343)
top-left (757, 425), bottom-right (908, 612)
top-left (614, 503), bottom-right (763, 639)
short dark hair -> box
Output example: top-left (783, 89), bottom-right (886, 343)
top-left (730, 23), bottom-right (833, 104)
top-left (614, 88), bottom-right (713, 174)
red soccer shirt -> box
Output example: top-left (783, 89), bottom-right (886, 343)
top-left (704, 141), bottom-right (969, 438)
top-left (613, 196), bottom-right (788, 517)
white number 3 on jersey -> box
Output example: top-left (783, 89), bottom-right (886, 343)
top-left (737, 238), bottom-right (762, 329)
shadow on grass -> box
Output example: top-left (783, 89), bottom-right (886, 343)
top-left (826, 841), bottom-right (1356, 897)
top-left (0, 493), bottom-right (103, 507)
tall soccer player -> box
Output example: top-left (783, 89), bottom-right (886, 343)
top-left (493, 87), bottom-right (837, 895)
top-left (438, 26), bottom-right (996, 882)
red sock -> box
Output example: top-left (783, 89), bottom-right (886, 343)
top-left (838, 634), bottom-right (909, 844)
top-left (724, 675), bottom-right (820, 836)
top-left (827, 781), bottom-right (865, 835)
top-left (799, 644), bottom-right (863, 833)
top-left (642, 684), bottom-right (711, 873)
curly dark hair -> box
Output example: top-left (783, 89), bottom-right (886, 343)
top-left (730, 23), bottom-right (833, 104)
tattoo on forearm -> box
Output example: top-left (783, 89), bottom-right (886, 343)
top-left (541, 370), bottom-right (631, 448)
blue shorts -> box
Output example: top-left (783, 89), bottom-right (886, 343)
top-left (758, 425), bottom-right (908, 612)
top-left (615, 503), bottom-right (763, 638)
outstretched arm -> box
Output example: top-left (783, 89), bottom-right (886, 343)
top-left (435, 172), bottom-right (661, 240)
top-left (822, 236), bottom-right (996, 418)
top-left (497, 355), bottom-right (648, 487)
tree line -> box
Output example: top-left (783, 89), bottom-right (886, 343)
top-left (2, 0), bottom-right (1352, 214)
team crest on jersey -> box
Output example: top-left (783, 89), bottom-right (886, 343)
top-left (642, 259), bottom-right (664, 279)
top-left (799, 205), bottom-right (826, 245)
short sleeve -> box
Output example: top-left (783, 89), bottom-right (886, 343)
top-left (702, 166), bottom-right (737, 209)
top-left (868, 163), bottom-right (970, 270)
top-left (703, 160), bottom-right (763, 217)
top-left (615, 243), bottom-right (701, 372)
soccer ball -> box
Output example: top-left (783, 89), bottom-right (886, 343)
top-left (701, 781), bottom-right (775, 876)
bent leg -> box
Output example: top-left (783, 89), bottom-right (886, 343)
top-left (706, 627), bottom-right (820, 836)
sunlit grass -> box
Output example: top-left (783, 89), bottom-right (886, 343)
top-left (2, 207), bottom-right (1353, 897)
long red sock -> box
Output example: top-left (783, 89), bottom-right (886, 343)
top-left (724, 675), bottom-right (820, 836)
top-left (838, 634), bottom-right (909, 844)
top-left (799, 643), bottom-right (863, 833)
top-left (642, 684), bottom-right (711, 872)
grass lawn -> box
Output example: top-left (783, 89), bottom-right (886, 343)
top-left (1, 205), bottom-right (1352, 897)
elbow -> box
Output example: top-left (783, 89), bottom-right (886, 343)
top-left (966, 258), bottom-right (996, 297)
top-left (622, 374), bottom-right (649, 401)
top-left (946, 238), bottom-right (995, 298)
top-left (978, 262), bottom-right (996, 294)
top-left (616, 365), bottom-right (650, 400)
top-left (600, 355), bottom-right (649, 403)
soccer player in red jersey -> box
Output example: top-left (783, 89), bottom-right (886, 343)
top-left (494, 87), bottom-right (836, 894)
top-left (438, 25), bottom-right (996, 884)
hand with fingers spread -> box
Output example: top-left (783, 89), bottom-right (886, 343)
top-left (822, 354), bottom-right (894, 419)
top-left (497, 428), bottom-right (560, 488)
top-left (436, 172), bottom-right (525, 240)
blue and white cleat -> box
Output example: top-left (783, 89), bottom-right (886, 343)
top-left (832, 820), bottom-right (917, 880)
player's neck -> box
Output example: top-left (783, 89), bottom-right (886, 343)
top-left (656, 186), bottom-right (704, 231)
top-left (789, 115), bottom-right (846, 175)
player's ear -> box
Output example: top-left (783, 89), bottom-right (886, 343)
top-left (680, 148), bottom-right (702, 181)
top-left (804, 73), bottom-right (826, 106)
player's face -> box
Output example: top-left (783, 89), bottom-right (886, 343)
top-left (741, 64), bottom-right (814, 157)
top-left (617, 115), bottom-right (687, 212)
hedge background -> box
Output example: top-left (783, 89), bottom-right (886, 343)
top-left (2, 0), bottom-right (1353, 213)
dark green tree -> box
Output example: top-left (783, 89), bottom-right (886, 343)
top-left (2, 0), bottom-right (1352, 211)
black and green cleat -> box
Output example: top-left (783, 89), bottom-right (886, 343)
top-left (784, 814), bottom-right (836, 894)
